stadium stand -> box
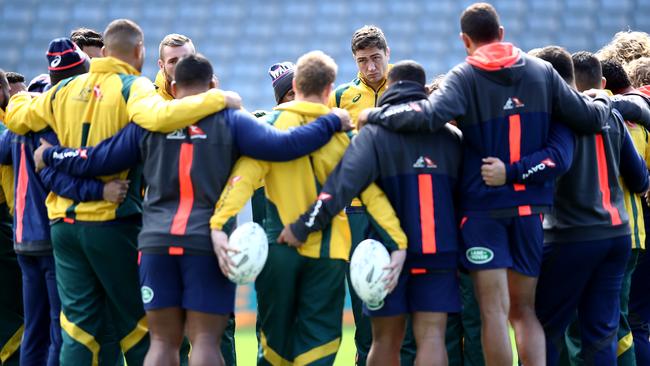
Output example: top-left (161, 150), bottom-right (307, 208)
top-left (0, 0), bottom-right (647, 111)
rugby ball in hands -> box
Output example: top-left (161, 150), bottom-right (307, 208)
top-left (350, 239), bottom-right (390, 310)
top-left (226, 222), bottom-right (269, 285)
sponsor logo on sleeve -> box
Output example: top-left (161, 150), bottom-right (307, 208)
top-left (521, 158), bottom-right (557, 180)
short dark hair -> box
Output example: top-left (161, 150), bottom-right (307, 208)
top-left (572, 51), bottom-right (602, 92)
top-left (460, 3), bottom-right (501, 44)
top-left (387, 60), bottom-right (426, 86)
top-left (103, 19), bottom-right (143, 56)
top-left (174, 54), bottom-right (213, 88)
top-left (351, 25), bottom-right (388, 54)
top-left (601, 59), bottom-right (632, 94)
top-left (534, 46), bottom-right (575, 85)
top-left (0, 69), bottom-right (9, 110)
top-left (5, 72), bottom-right (25, 84)
top-left (70, 28), bottom-right (103, 49)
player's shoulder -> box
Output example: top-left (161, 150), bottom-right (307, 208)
top-left (332, 79), bottom-right (362, 106)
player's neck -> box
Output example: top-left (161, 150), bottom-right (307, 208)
top-left (175, 86), bottom-right (209, 99)
top-left (296, 95), bottom-right (326, 105)
top-left (364, 77), bottom-right (386, 92)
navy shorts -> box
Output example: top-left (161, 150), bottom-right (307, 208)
top-left (460, 214), bottom-right (544, 276)
top-left (365, 265), bottom-right (460, 317)
top-left (139, 253), bottom-right (236, 315)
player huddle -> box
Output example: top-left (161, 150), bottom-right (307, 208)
top-left (1, 2), bottom-right (650, 366)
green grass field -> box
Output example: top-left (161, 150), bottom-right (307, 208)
top-left (235, 325), bottom-right (519, 365)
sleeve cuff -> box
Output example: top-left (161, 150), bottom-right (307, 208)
top-left (327, 113), bottom-right (342, 132)
top-left (42, 147), bottom-right (54, 167)
top-left (290, 221), bottom-right (310, 243)
top-left (91, 181), bottom-right (105, 201)
top-left (367, 109), bottom-right (381, 125)
top-left (505, 164), bottom-right (518, 183)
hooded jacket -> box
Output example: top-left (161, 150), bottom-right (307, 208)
top-left (366, 42), bottom-right (649, 216)
top-left (544, 107), bottom-right (649, 243)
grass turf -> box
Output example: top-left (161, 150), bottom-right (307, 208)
top-left (235, 325), bottom-right (518, 365)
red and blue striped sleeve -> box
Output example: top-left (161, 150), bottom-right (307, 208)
top-left (505, 121), bottom-right (575, 184)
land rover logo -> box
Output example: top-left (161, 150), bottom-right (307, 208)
top-left (141, 286), bottom-right (154, 304)
top-left (466, 247), bottom-right (494, 264)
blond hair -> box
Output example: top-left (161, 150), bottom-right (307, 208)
top-left (626, 57), bottom-right (650, 88)
top-left (596, 31), bottom-right (650, 65)
top-left (294, 50), bottom-right (337, 97)
top-left (158, 33), bottom-right (195, 61)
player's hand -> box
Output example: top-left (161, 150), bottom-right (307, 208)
top-left (223, 91), bottom-right (242, 110)
top-left (384, 249), bottom-right (406, 293)
top-left (103, 180), bottom-right (130, 203)
top-left (357, 109), bottom-right (371, 130)
top-left (481, 157), bottom-right (506, 186)
top-left (33, 138), bottom-right (53, 172)
top-left (211, 229), bottom-right (238, 277)
top-left (278, 225), bottom-right (304, 248)
top-left (330, 108), bottom-right (354, 132)
top-left (582, 88), bottom-right (608, 99)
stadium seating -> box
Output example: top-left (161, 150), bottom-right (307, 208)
top-left (0, 0), bottom-right (646, 112)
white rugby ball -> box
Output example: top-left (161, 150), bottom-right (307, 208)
top-left (226, 222), bottom-right (269, 285)
top-left (350, 239), bottom-right (390, 310)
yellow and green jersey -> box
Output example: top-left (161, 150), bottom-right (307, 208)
top-left (328, 69), bottom-right (390, 127)
top-left (154, 70), bottom-right (174, 101)
top-left (210, 100), bottom-right (406, 260)
top-left (621, 122), bottom-right (650, 249)
top-left (5, 56), bottom-right (228, 222)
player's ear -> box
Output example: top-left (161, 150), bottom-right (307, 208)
top-left (101, 46), bottom-right (107, 57)
top-left (498, 26), bottom-right (505, 41)
top-left (460, 33), bottom-right (471, 50)
top-left (171, 81), bottom-right (178, 98)
top-left (601, 77), bottom-right (607, 90)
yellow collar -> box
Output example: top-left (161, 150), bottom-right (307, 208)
top-left (89, 57), bottom-right (141, 76)
top-left (273, 100), bottom-right (330, 117)
top-left (154, 70), bottom-right (174, 100)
